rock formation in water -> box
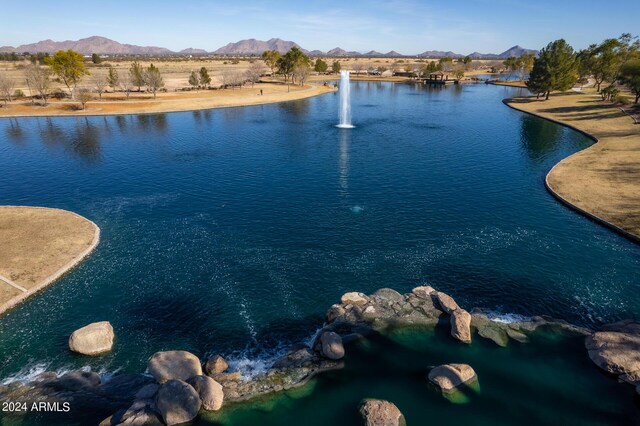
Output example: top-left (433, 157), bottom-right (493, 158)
top-left (68, 321), bottom-right (115, 355)
top-left (359, 399), bottom-right (406, 426)
top-left (428, 364), bottom-right (477, 393)
top-left (585, 320), bottom-right (640, 386)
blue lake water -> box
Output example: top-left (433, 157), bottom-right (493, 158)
top-left (0, 82), bottom-right (638, 384)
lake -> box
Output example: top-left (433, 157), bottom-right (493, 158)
top-left (0, 81), bottom-right (638, 424)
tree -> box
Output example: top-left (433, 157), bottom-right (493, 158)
top-left (129, 61), bottom-right (145, 91)
top-left (276, 47), bottom-right (309, 84)
top-left (438, 57), bottom-right (453, 72)
top-left (144, 64), bottom-right (164, 98)
top-left (461, 55), bottom-right (473, 70)
top-left (76, 88), bottom-right (92, 109)
top-left (352, 62), bottom-right (365, 76)
top-left (526, 39), bottom-right (577, 100)
top-left (332, 60), bottom-right (341, 74)
top-left (91, 53), bottom-right (102, 64)
top-left (107, 67), bottom-right (119, 92)
top-left (189, 71), bottom-right (200, 90)
top-left (503, 56), bottom-right (519, 79)
top-left (245, 62), bottom-right (265, 87)
top-left (91, 74), bottom-right (107, 99)
top-left (454, 69), bottom-right (465, 79)
top-left (0, 73), bottom-right (15, 104)
top-left (518, 53), bottom-right (535, 80)
top-left (314, 58), bottom-right (328, 73)
top-left (199, 67), bottom-right (211, 88)
top-left (579, 34), bottom-right (640, 92)
top-left (261, 50), bottom-right (282, 76)
top-left (24, 63), bottom-right (52, 105)
top-left (119, 72), bottom-right (133, 99)
top-left (293, 63), bottom-right (311, 86)
top-left (619, 60), bottom-right (640, 103)
top-left (46, 49), bottom-right (88, 99)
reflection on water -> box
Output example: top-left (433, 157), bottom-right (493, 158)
top-left (338, 130), bottom-right (350, 194)
top-left (519, 115), bottom-right (563, 163)
top-left (5, 118), bottom-right (26, 145)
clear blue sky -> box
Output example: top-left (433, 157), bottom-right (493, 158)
top-left (2, 0), bottom-right (638, 54)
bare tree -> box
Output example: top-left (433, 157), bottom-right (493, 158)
top-left (143, 64), bottom-right (164, 98)
top-left (0, 73), bottom-right (15, 104)
top-left (92, 74), bottom-right (107, 99)
top-left (244, 62), bottom-right (266, 87)
top-left (352, 62), bottom-right (365, 76)
top-left (293, 64), bottom-right (311, 86)
top-left (76, 88), bottom-right (93, 109)
top-left (221, 69), bottom-right (241, 89)
top-left (119, 72), bottom-right (133, 99)
top-left (24, 63), bottom-right (52, 105)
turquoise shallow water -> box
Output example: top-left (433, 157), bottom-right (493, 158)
top-left (0, 82), bottom-right (638, 423)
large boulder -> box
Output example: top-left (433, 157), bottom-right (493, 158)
top-left (148, 351), bottom-right (203, 384)
top-left (69, 321), bottom-right (115, 355)
top-left (341, 292), bottom-right (369, 306)
top-left (155, 379), bottom-right (201, 425)
top-left (428, 364), bottom-right (477, 393)
top-left (450, 309), bottom-right (472, 343)
top-left (204, 355), bottom-right (229, 376)
top-left (372, 288), bottom-right (404, 303)
top-left (435, 292), bottom-right (459, 314)
top-left (411, 286), bottom-right (435, 299)
top-left (317, 331), bottom-right (345, 360)
top-left (57, 370), bottom-right (101, 390)
top-left (585, 321), bottom-right (640, 385)
top-left (188, 375), bottom-right (224, 411)
top-left (477, 324), bottom-right (509, 347)
top-left (359, 399), bottom-right (406, 426)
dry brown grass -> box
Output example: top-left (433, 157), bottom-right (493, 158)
top-left (0, 207), bottom-right (99, 311)
top-left (506, 90), bottom-right (640, 239)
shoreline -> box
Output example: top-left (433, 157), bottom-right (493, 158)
top-left (0, 206), bottom-right (100, 315)
top-left (503, 92), bottom-right (640, 243)
top-left (0, 82), bottom-right (336, 119)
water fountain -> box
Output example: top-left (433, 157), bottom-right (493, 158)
top-left (336, 70), bottom-right (354, 128)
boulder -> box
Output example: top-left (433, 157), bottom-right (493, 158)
top-left (450, 309), bottom-right (472, 343)
top-left (317, 331), bottom-right (345, 360)
top-left (326, 304), bottom-right (347, 323)
top-left (204, 355), bottom-right (229, 376)
top-left (58, 370), bottom-right (101, 390)
top-left (135, 384), bottom-right (159, 400)
top-left (372, 288), bottom-right (404, 303)
top-left (273, 344), bottom-right (316, 369)
top-left (359, 399), bottom-right (406, 426)
top-left (147, 350), bottom-right (203, 384)
top-left (97, 373), bottom-right (155, 401)
top-left (69, 321), bottom-right (115, 355)
top-left (188, 375), bottom-right (224, 411)
top-left (477, 324), bottom-right (509, 347)
top-left (341, 292), bottom-right (369, 306)
top-left (411, 286), bottom-right (435, 299)
top-left (155, 379), bottom-right (201, 425)
top-left (435, 292), bottom-right (459, 314)
top-left (428, 364), bottom-right (477, 393)
top-left (585, 321), bottom-right (640, 385)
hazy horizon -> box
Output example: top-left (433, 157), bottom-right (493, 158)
top-left (2, 0), bottom-right (639, 54)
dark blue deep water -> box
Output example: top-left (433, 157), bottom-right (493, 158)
top-left (0, 82), bottom-right (638, 385)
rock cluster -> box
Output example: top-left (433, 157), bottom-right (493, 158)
top-left (68, 321), bottom-right (115, 355)
top-left (428, 364), bottom-right (477, 393)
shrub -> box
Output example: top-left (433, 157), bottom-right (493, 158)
top-left (13, 89), bottom-right (24, 98)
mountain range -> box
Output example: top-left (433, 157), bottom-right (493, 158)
top-left (0, 36), bottom-right (537, 58)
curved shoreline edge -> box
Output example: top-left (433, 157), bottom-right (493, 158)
top-left (0, 206), bottom-right (101, 315)
top-left (0, 83), bottom-right (335, 119)
top-left (502, 98), bottom-right (640, 245)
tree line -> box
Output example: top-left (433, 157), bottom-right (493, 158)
top-left (527, 34), bottom-right (640, 103)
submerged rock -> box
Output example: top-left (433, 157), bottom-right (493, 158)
top-left (204, 355), bottom-right (229, 376)
top-left (155, 379), bottom-right (201, 425)
top-left (477, 324), bottom-right (509, 347)
top-left (450, 309), bottom-right (472, 343)
top-left (147, 350), bottom-right (203, 384)
top-left (69, 321), bottom-right (115, 355)
top-left (58, 370), bottom-right (101, 390)
top-left (359, 399), bottom-right (406, 426)
top-left (428, 364), bottom-right (477, 393)
top-left (189, 375), bottom-right (224, 411)
top-left (585, 321), bottom-right (640, 385)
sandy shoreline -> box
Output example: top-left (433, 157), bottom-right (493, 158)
top-left (0, 82), bottom-right (335, 118)
top-left (505, 92), bottom-right (640, 242)
top-left (0, 207), bottom-right (100, 315)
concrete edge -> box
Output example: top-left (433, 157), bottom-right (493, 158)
top-left (502, 97), bottom-right (640, 245)
top-left (0, 206), bottom-right (101, 315)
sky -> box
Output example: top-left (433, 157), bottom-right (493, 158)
top-left (2, 0), bottom-right (639, 54)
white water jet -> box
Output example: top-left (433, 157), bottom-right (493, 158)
top-left (336, 70), bottom-right (354, 128)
